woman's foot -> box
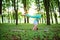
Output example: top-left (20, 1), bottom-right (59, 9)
top-left (33, 26), bottom-right (38, 30)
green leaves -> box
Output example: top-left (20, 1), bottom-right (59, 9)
top-left (22, 0), bottom-right (32, 10)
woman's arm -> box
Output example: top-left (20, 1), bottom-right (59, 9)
top-left (26, 14), bottom-right (41, 18)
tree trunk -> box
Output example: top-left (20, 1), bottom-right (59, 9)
top-left (26, 10), bottom-right (29, 23)
top-left (22, 0), bottom-right (30, 23)
top-left (16, 0), bottom-right (18, 25)
top-left (24, 17), bottom-right (26, 23)
top-left (46, 9), bottom-right (50, 25)
top-left (0, 0), bottom-right (2, 15)
top-left (50, 12), bottom-right (53, 24)
top-left (59, 3), bottom-right (60, 16)
top-left (8, 8), bottom-right (10, 23)
top-left (52, 7), bottom-right (58, 24)
top-left (50, 8), bottom-right (53, 24)
top-left (24, 8), bottom-right (26, 23)
top-left (58, 0), bottom-right (60, 16)
top-left (27, 17), bottom-right (29, 23)
top-left (2, 15), bottom-right (3, 23)
top-left (58, 0), bottom-right (60, 22)
top-left (54, 11), bottom-right (58, 24)
top-left (43, 0), bottom-right (50, 25)
top-left (0, 0), bottom-right (3, 23)
top-left (42, 15), bottom-right (43, 23)
top-left (23, 0), bottom-right (27, 23)
top-left (14, 0), bottom-right (18, 25)
top-left (50, 2), bottom-right (54, 24)
top-left (44, 13), bottom-right (46, 24)
top-left (15, 10), bottom-right (18, 25)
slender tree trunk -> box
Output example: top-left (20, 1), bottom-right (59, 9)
top-left (14, 0), bottom-right (18, 25)
top-left (0, 0), bottom-right (2, 15)
top-left (46, 10), bottom-right (50, 25)
top-left (58, 0), bottom-right (60, 22)
top-left (59, 3), bottom-right (60, 16)
top-left (15, 10), bottom-right (18, 25)
top-left (14, 0), bottom-right (15, 23)
top-left (52, 7), bottom-right (58, 24)
top-left (50, 2), bottom-right (58, 24)
top-left (50, 2), bottom-right (53, 24)
top-left (50, 12), bottom-right (53, 24)
top-left (59, 2), bottom-right (60, 22)
top-left (24, 8), bottom-right (26, 23)
top-left (8, 8), bottom-right (10, 23)
top-left (2, 15), bottom-right (3, 23)
top-left (27, 17), bottom-right (29, 23)
top-left (50, 6), bottom-right (53, 24)
top-left (0, 0), bottom-right (3, 23)
top-left (24, 16), bottom-right (26, 23)
top-left (16, 0), bottom-right (18, 25)
top-left (43, 0), bottom-right (50, 25)
top-left (58, 0), bottom-right (60, 16)
top-left (26, 10), bottom-right (29, 23)
top-left (12, 0), bottom-right (13, 23)
top-left (41, 15), bottom-right (43, 23)
top-left (23, 0), bottom-right (27, 23)
top-left (54, 10), bottom-right (58, 24)
top-left (44, 13), bottom-right (46, 24)
top-left (22, 0), bottom-right (30, 23)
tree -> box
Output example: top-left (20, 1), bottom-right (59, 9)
top-left (1, 0), bottom-right (6, 23)
top-left (57, 0), bottom-right (60, 16)
top-left (57, 0), bottom-right (60, 21)
top-left (50, 9), bottom-right (53, 24)
top-left (22, 0), bottom-right (31, 23)
top-left (6, 0), bottom-right (11, 23)
top-left (0, 0), bottom-right (3, 23)
top-left (58, 0), bottom-right (60, 16)
top-left (53, 8), bottom-right (58, 24)
top-left (43, 0), bottom-right (50, 25)
top-left (22, 0), bottom-right (27, 23)
top-left (0, 0), bottom-right (2, 15)
top-left (2, 0), bottom-right (12, 23)
top-left (50, 1), bottom-right (54, 24)
top-left (50, 0), bottom-right (58, 24)
top-left (13, 0), bottom-right (18, 25)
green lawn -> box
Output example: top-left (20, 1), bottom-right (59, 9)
top-left (0, 23), bottom-right (60, 40)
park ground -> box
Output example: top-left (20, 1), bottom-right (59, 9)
top-left (0, 23), bottom-right (60, 40)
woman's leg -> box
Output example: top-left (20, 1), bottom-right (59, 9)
top-left (33, 25), bottom-right (38, 30)
top-left (33, 20), bottom-right (38, 30)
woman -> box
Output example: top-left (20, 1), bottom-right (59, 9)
top-left (22, 10), bottom-right (41, 30)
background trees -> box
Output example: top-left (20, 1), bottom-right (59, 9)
top-left (0, 0), bottom-right (60, 25)
top-left (43, 0), bottom-right (50, 25)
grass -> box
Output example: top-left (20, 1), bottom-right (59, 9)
top-left (0, 23), bottom-right (60, 40)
